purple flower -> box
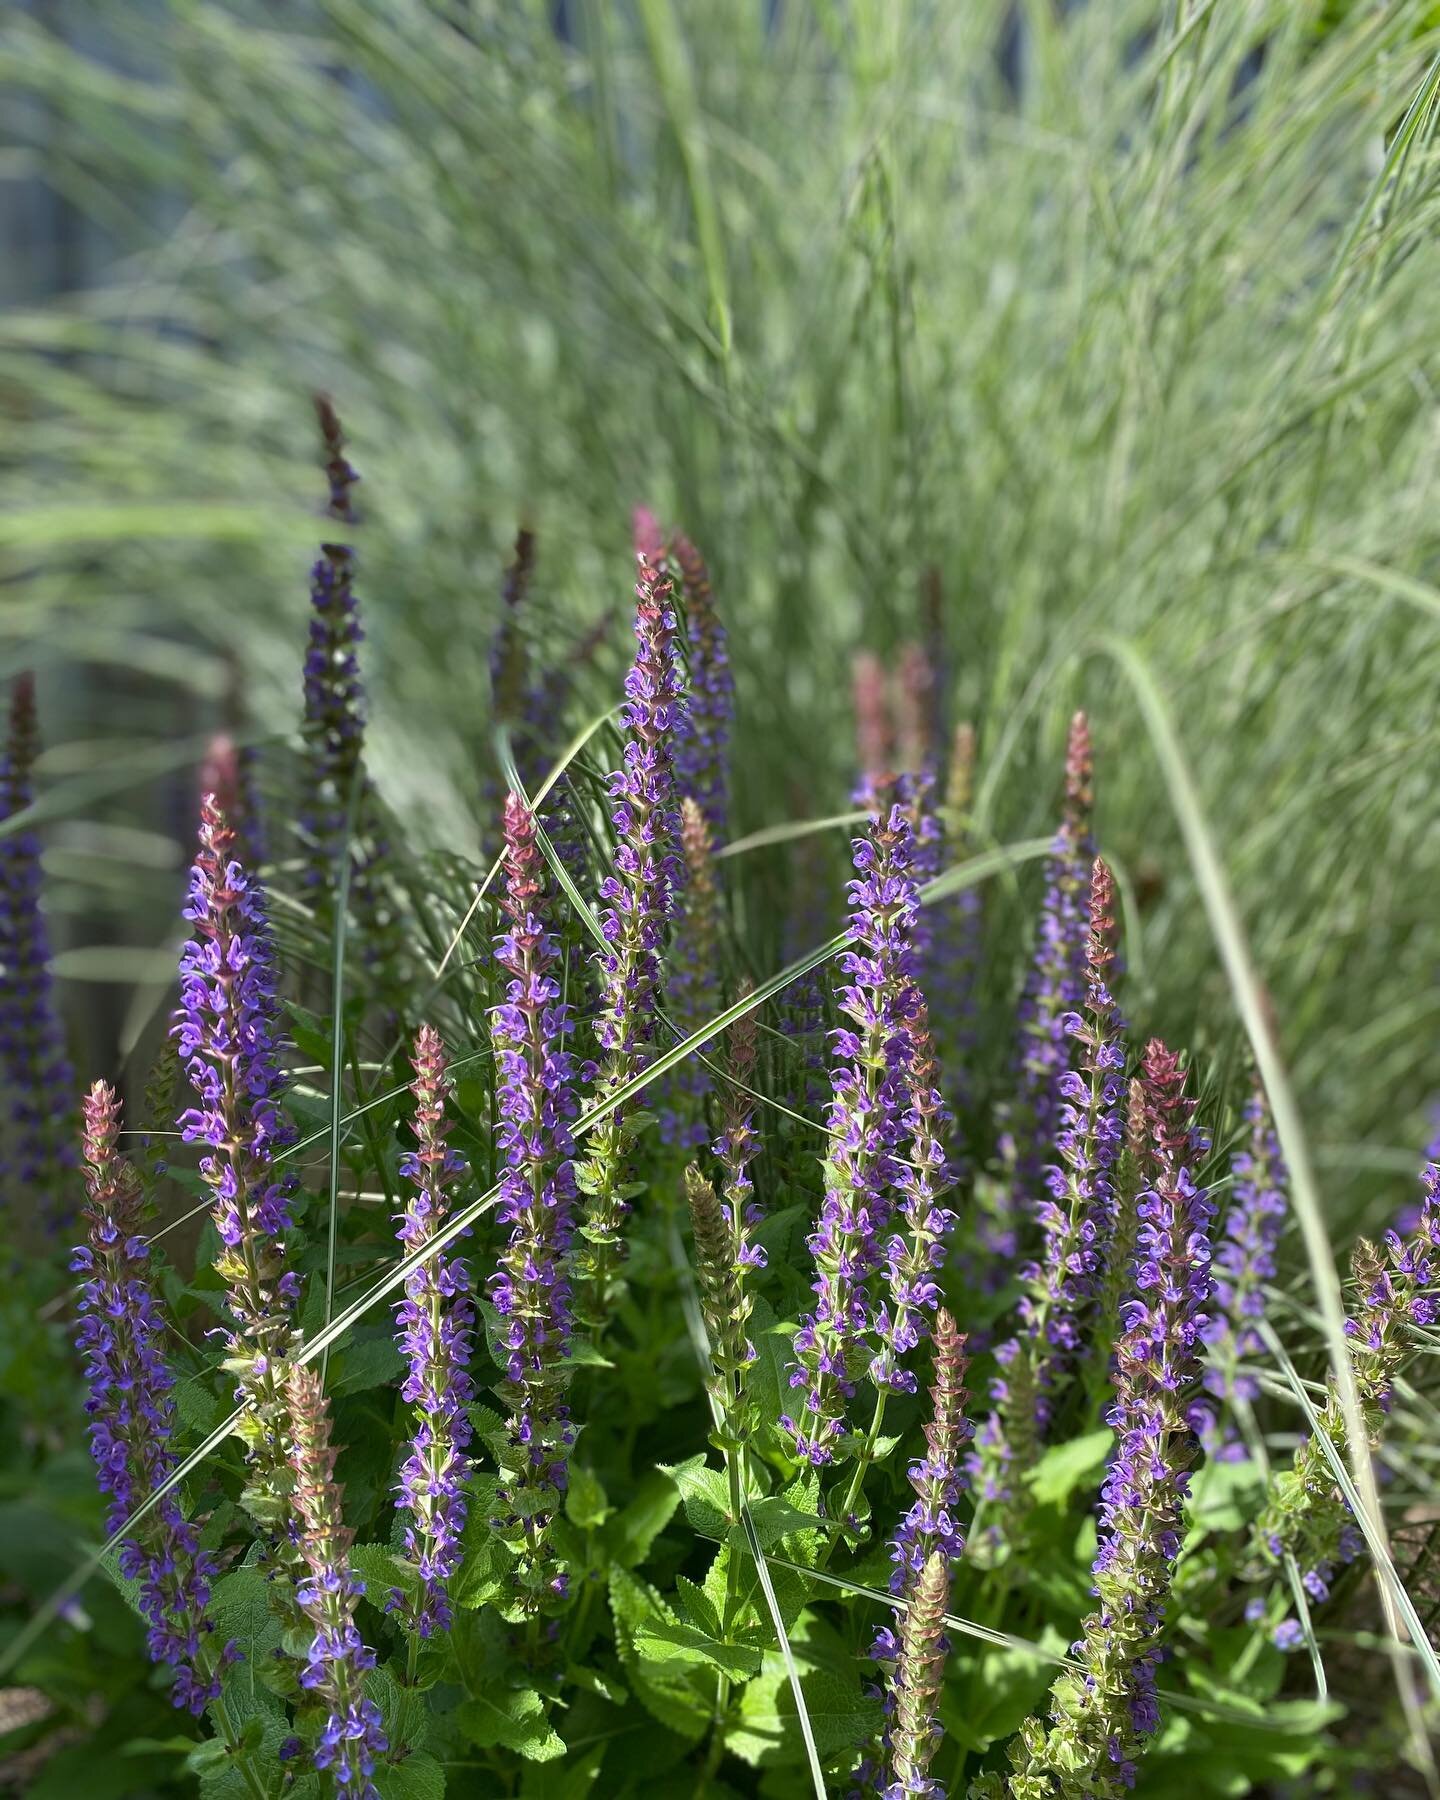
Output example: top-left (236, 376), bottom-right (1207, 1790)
top-left (784, 801), bottom-right (919, 1466)
top-left (875, 1551), bottom-right (952, 1800)
top-left (0, 673), bottom-right (77, 1217)
top-left (971, 858), bottom-right (1125, 1526)
top-left (73, 1083), bottom-right (231, 1715)
top-left (1027, 1037), bottom-right (1211, 1790)
top-left (1199, 1084), bottom-right (1287, 1455)
top-left (992, 711), bottom-right (1094, 1253)
top-left (659, 798), bottom-right (721, 1149)
top-left (490, 795), bottom-right (585, 1602)
top-left (574, 553), bottom-right (686, 1323)
top-left (299, 397), bottom-right (396, 983)
top-left (670, 530), bottom-right (733, 842)
top-left (1256, 1156), bottom-right (1440, 1602)
top-left (175, 794), bottom-right (298, 1491)
top-left (287, 1364), bottom-right (388, 1800)
top-left (390, 1024), bottom-right (474, 1637)
top-left (300, 394), bottom-right (367, 892)
top-left (871, 1008), bottom-right (957, 1393)
top-left (885, 1309), bottom-right (971, 1595)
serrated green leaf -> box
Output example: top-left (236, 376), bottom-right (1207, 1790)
top-left (454, 1688), bottom-right (566, 1762)
top-left (634, 1616), bottom-right (762, 1680)
top-left (371, 1664), bottom-right (430, 1754)
top-left (352, 1542), bottom-right (412, 1608)
top-left (660, 1455), bottom-right (732, 1539)
top-left (330, 1331), bottom-right (406, 1395)
top-left (727, 1648), bottom-right (879, 1768)
top-left (375, 1752), bottom-right (446, 1800)
top-left (207, 1564), bottom-right (284, 1698)
top-left (675, 1573), bottom-right (721, 1637)
top-left (609, 1567), bottom-right (711, 1743)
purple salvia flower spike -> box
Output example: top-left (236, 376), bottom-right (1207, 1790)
top-left (390, 1023), bottom-right (474, 1637)
top-left (1256, 1154), bottom-right (1439, 1638)
top-left (659, 798), bottom-right (721, 1150)
top-left (991, 711), bottom-right (1095, 1260)
top-left (783, 800), bottom-right (918, 1466)
top-left (871, 1006), bottom-right (957, 1394)
top-left (1198, 1081), bottom-right (1287, 1459)
top-left (670, 530), bottom-right (733, 842)
top-left (490, 794), bottom-right (585, 1603)
top-left (175, 793), bottom-right (300, 1526)
top-left (299, 398), bottom-right (399, 988)
top-left (881, 1551), bottom-right (951, 1800)
top-left (574, 553), bottom-right (686, 1327)
top-left (0, 673), bottom-right (78, 1218)
top-left (994, 1037), bottom-right (1214, 1797)
top-left (971, 858), bottom-right (1125, 1539)
top-left (301, 394), bottom-right (367, 894)
top-left (887, 1308), bottom-right (972, 1596)
top-left (73, 1083), bottom-right (232, 1715)
top-left (286, 1364), bottom-right (388, 1799)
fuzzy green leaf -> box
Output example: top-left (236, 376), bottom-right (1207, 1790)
top-left (609, 1567), bottom-right (712, 1742)
top-left (454, 1688), bottom-right (566, 1762)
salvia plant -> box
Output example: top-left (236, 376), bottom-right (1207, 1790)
top-left (7, 417), bottom-right (1440, 1800)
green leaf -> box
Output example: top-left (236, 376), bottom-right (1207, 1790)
top-left (606, 1469), bottom-right (682, 1569)
top-left (519, 1746), bottom-right (605, 1798)
top-left (728, 1647), bottom-right (879, 1767)
top-left (942, 1630), bottom-right (1068, 1755)
top-left (371, 1664), bottom-right (431, 1754)
top-left (352, 1542), bottom-right (413, 1608)
top-left (609, 1567), bottom-right (711, 1742)
top-left (207, 1564), bottom-right (284, 1696)
top-left (565, 1464), bottom-right (612, 1531)
top-left (199, 1682), bottom-right (289, 1800)
top-left (376, 1752), bottom-right (446, 1800)
top-left (284, 1001), bottom-right (334, 1069)
top-left (660, 1455), bottom-right (733, 1540)
top-left (1186, 1458), bottom-right (1264, 1537)
top-left (1025, 1428), bottom-right (1113, 1507)
top-left (634, 1616), bottom-right (763, 1679)
top-left (675, 1573), bottom-right (721, 1637)
top-left (330, 1329), bottom-right (406, 1395)
top-left (454, 1688), bottom-right (566, 1762)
